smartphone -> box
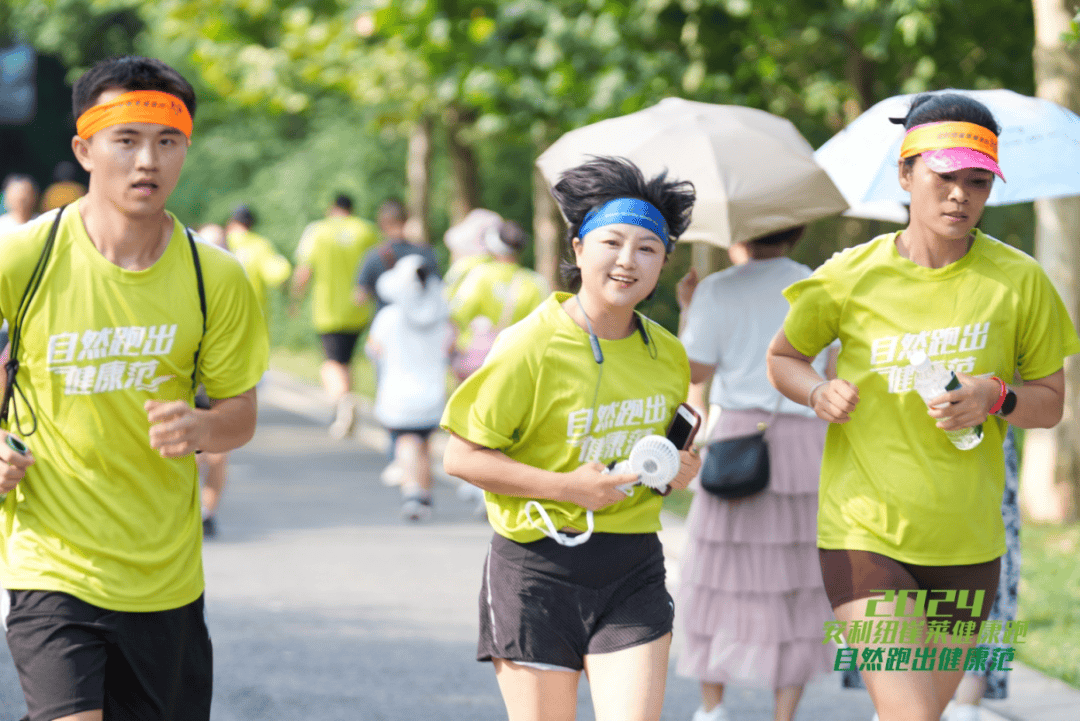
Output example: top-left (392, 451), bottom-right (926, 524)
top-left (666, 403), bottom-right (701, 451)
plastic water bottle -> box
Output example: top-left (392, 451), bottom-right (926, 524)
top-left (909, 351), bottom-right (983, 450)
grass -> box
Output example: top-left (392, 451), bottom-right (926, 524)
top-left (1016, 521), bottom-right (1080, 688)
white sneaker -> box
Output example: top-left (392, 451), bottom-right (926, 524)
top-left (380, 461), bottom-right (405, 487)
top-left (692, 705), bottom-right (730, 721)
top-left (948, 705), bottom-right (981, 721)
top-left (456, 482), bottom-right (487, 517)
top-left (328, 400), bottom-right (355, 439)
top-left (401, 494), bottom-right (432, 522)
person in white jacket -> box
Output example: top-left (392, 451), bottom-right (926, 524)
top-left (366, 253), bottom-right (453, 521)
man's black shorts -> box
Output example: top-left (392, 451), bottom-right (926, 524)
top-left (4, 590), bottom-right (212, 721)
top-left (320, 332), bottom-right (361, 365)
top-left (478, 532), bottom-right (673, 671)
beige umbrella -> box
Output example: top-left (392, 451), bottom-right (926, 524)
top-left (536, 97), bottom-right (849, 247)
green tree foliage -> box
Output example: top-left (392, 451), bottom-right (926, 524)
top-left (0, 0), bottom-right (145, 79)
top-left (5, 0), bottom-right (1046, 336)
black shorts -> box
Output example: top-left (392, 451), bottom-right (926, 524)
top-left (819, 549), bottom-right (1001, 623)
top-left (4, 590), bottom-right (212, 721)
top-left (387, 426), bottom-right (438, 446)
top-left (479, 532), bottom-right (673, 671)
top-left (320, 332), bottom-right (361, 365)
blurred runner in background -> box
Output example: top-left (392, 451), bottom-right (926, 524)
top-left (226, 204), bottom-right (292, 332)
top-left (292, 194), bottom-right (380, 439)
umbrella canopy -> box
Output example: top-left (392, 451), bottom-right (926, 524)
top-left (536, 97), bottom-right (849, 247)
top-left (815, 88), bottom-right (1080, 207)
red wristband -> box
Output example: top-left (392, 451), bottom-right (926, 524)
top-left (988, 376), bottom-right (1008, 415)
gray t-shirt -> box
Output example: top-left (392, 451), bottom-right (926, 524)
top-left (356, 239), bottom-right (440, 311)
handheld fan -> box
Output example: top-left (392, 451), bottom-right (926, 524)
top-left (610, 434), bottom-right (681, 494)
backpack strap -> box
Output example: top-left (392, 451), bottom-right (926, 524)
top-left (377, 241), bottom-right (398, 271)
top-left (1, 205), bottom-right (66, 432)
top-left (186, 227), bottom-right (207, 391)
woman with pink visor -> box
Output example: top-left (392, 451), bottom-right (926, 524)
top-left (766, 92), bottom-right (1080, 721)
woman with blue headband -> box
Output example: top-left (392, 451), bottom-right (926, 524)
top-left (442, 156), bottom-right (700, 721)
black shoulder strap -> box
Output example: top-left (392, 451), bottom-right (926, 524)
top-left (186, 227), bottom-right (207, 391)
top-left (378, 241), bottom-right (398, 271)
top-left (1, 205), bottom-right (66, 431)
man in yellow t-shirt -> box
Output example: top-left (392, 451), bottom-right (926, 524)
top-left (290, 194), bottom-right (380, 438)
top-left (0, 56), bottom-right (268, 721)
top-left (225, 204), bottom-right (292, 327)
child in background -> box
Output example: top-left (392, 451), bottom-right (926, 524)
top-left (366, 254), bottom-right (453, 521)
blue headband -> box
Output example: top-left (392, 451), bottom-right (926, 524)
top-left (577, 198), bottom-right (672, 251)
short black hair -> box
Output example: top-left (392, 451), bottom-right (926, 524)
top-left (230, 204), bottom-right (256, 228)
top-left (53, 161), bottom-right (81, 183)
top-left (333, 193), bottom-right (353, 213)
top-left (749, 225), bottom-right (805, 247)
top-left (897, 93), bottom-right (1000, 170)
top-left (378, 198), bottom-right (407, 224)
top-left (72, 56), bottom-right (196, 123)
top-left (552, 156), bottom-right (695, 290)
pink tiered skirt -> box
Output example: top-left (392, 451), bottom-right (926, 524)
top-left (676, 408), bottom-right (835, 689)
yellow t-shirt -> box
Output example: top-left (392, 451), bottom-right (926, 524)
top-left (0, 203), bottom-right (269, 611)
top-left (227, 228), bottom-right (292, 318)
top-left (449, 260), bottom-right (549, 345)
top-left (783, 230), bottom-right (1080, 565)
top-left (294, 215), bottom-right (380, 332)
top-left (441, 292), bottom-right (690, 542)
top-left (443, 254), bottom-right (490, 301)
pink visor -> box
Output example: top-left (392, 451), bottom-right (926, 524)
top-left (920, 147), bottom-right (1006, 182)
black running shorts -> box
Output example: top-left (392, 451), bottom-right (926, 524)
top-left (4, 590), bottom-right (213, 721)
top-left (319, 332), bottom-right (361, 365)
top-left (478, 532), bottom-right (673, 671)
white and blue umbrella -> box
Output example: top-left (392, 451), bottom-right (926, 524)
top-left (815, 88), bottom-right (1080, 209)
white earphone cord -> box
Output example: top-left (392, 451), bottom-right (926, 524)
top-left (524, 501), bottom-right (594, 547)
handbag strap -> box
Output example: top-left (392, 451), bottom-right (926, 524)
top-left (757, 393), bottom-right (784, 432)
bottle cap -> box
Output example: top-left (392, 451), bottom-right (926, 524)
top-left (908, 350), bottom-right (931, 369)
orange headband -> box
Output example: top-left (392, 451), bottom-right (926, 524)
top-left (76, 90), bottom-right (193, 141)
top-left (899, 121), bottom-right (997, 162)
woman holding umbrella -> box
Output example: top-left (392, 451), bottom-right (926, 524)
top-left (766, 93), bottom-right (1080, 721)
top-left (442, 156), bottom-right (700, 721)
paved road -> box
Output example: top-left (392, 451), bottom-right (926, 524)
top-left (1, 373), bottom-right (1076, 720)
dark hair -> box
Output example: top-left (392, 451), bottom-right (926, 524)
top-left (416, 264), bottom-right (430, 289)
top-left (53, 161), bottom-right (81, 183)
top-left (2, 174), bottom-right (38, 193)
top-left (498, 219), bottom-right (529, 254)
top-left (378, 197), bottom-right (407, 225)
top-left (749, 225), bottom-right (805, 248)
top-left (230, 204), bottom-right (256, 228)
top-left (552, 156), bottom-right (694, 290)
top-left (897, 93), bottom-right (1000, 170)
top-left (333, 193), bottom-right (353, 212)
top-left (72, 56), bottom-right (196, 122)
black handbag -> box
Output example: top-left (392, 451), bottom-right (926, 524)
top-left (699, 396), bottom-right (781, 500)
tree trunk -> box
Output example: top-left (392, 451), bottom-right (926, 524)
top-left (1023, 0), bottom-right (1080, 522)
top-left (406, 116), bottom-right (433, 246)
top-left (446, 106), bottom-right (481, 225)
top-left (532, 165), bottom-right (563, 289)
